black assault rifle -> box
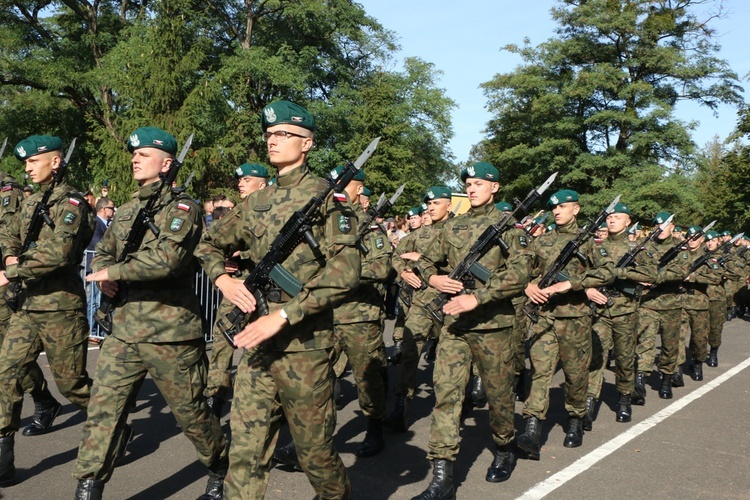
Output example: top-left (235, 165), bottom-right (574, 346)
top-left (689, 232), bottom-right (744, 274)
top-left (94, 134), bottom-right (194, 334)
top-left (355, 183), bottom-right (405, 254)
top-left (217, 137), bottom-right (381, 347)
top-left (657, 220), bottom-right (716, 270)
top-left (524, 194), bottom-right (621, 324)
top-left (5, 139), bottom-right (77, 311)
top-left (424, 172), bottom-right (558, 326)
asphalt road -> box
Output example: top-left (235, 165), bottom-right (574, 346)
top-left (4, 317), bottom-right (750, 499)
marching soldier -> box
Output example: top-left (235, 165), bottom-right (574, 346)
top-left (74, 127), bottom-right (227, 499)
top-left (195, 100), bottom-right (359, 499)
top-left (412, 162), bottom-right (529, 498)
top-left (205, 163), bottom-right (269, 417)
top-left (0, 135), bottom-right (94, 484)
top-left (704, 231), bottom-right (734, 367)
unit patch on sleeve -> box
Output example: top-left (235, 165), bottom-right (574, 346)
top-left (375, 237), bottom-right (385, 249)
top-left (170, 217), bottom-right (184, 232)
top-left (2, 196), bottom-right (9, 207)
top-left (63, 211), bottom-right (77, 225)
top-left (518, 235), bottom-right (528, 247)
top-left (598, 247), bottom-right (609, 257)
top-left (177, 202), bottom-right (191, 212)
top-left (338, 214), bottom-right (352, 234)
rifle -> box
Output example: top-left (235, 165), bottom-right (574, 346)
top-left (217, 137), bottom-right (381, 347)
top-left (173, 170), bottom-right (195, 194)
top-left (524, 210), bottom-right (546, 237)
top-left (657, 220), bottom-right (716, 270)
top-left (449, 200), bottom-right (464, 218)
top-left (355, 184), bottom-right (405, 254)
top-left (690, 233), bottom-right (744, 273)
top-left (593, 214), bottom-right (674, 311)
top-left (0, 138), bottom-right (6, 161)
top-left (94, 134), bottom-right (194, 334)
top-left (425, 172), bottom-right (558, 326)
top-left (524, 194), bottom-right (621, 324)
top-left (5, 139), bottom-right (77, 311)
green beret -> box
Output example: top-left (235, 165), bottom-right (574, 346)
top-left (407, 206), bottom-right (423, 218)
top-left (460, 162), bottom-right (499, 182)
top-left (705, 230), bottom-right (719, 241)
top-left (598, 221), bottom-right (608, 229)
top-left (14, 135), bottom-right (64, 161)
top-left (361, 187), bottom-right (372, 197)
top-left (127, 127), bottom-right (177, 155)
top-left (547, 189), bottom-right (579, 207)
top-left (495, 201), bottom-right (513, 212)
top-left (261, 100), bottom-right (315, 132)
top-left (612, 202), bottom-right (630, 215)
top-left (330, 164), bottom-right (365, 182)
top-left (424, 186), bottom-right (451, 202)
top-left (721, 230), bottom-right (732, 237)
top-left (686, 225), bottom-right (702, 236)
top-left (546, 223), bottom-right (557, 232)
top-left (674, 226), bottom-right (682, 232)
top-left (421, 202), bottom-right (428, 212)
top-left (235, 163), bottom-right (269, 179)
top-left (652, 211), bottom-right (671, 225)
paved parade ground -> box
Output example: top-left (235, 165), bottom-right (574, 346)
top-left (4, 317), bottom-right (750, 499)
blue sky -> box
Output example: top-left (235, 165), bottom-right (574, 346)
top-left (358, 0), bottom-right (750, 164)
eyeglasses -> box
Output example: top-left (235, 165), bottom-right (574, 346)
top-left (261, 130), bottom-right (308, 142)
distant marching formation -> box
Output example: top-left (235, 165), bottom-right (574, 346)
top-left (0, 99), bottom-right (747, 500)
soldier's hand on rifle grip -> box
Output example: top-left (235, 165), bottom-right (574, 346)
top-left (233, 310), bottom-right (288, 350)
top-left (216, 274), bottom-right (257, 313)
top-left (443, 294), bottom-right (479, 316)
top-left (429, 275), bottom-right (463, 294)
top-left (525, 282), bottom-right (551, 304)
top-left (585, 287), bottom-right (609, 305)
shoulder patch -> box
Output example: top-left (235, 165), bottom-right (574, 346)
top-left (1, 185), bottom-right (12, 192)
top-left (375, 237), bottom-right (385, 249)
top-left (170, 217), bottom-right (184, 232)
top-left (68, 197), bottom-right (81, 207)
top-left (63, 211), bottom-right (77, 225)
top-left (254, 204), bottom-right (271, 212)
top-left (333, 192), bottom-right (347, 203)
top-left (598, 247), bottom-right (609, 257)
top-left (2, 196), bottom-right (9, 207)
top-left (519, 235), bottom-right (528, 247)
top-left (177, 202), bottom-right (191, 212)
top-left (338, 214), bottom-right (352, 234)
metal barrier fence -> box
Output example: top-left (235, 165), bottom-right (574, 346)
top-left (82, 250), bottom-right (221, 342)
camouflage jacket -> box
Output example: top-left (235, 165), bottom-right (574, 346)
top-left (417, 203), bottom-right (530, 331)
top-left (0, 172), bottom-right (24, 269)
top-left (638, 236), bottom-right (691, 310)
top-left (392, 222), bottom-right (446, 308)
top-left (92, 181), bottom-right (203, 342)
top-left (334, 203), bottom-right (392, 325)
top-left (528, 219), bottom-right (619, 318)
top-left (680, 248), bottom-right (722, 310)
top-left (0, 181), bottom-right (94, 311)
top-left (195, 164), bottom-right (361, 352)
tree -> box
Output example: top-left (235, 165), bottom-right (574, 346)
top-left (477, 0), bottom-right (743, 219)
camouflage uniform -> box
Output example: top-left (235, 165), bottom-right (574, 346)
top-left (522, 220), bottom-right (618, 421)
top-left (0, 173), bottom-right (48, 398)
top-left (707, 256), bottom-right (738, 356)
top-left (73, 181), bottom-right (227, 483)
top-left (333, 204), bottom-right (391, 420)
top-left (0, 180), bottom-right (94, 436)
top-left (195, 164), bottom-right (359, 499)
top-left (416, 203), bottom-right (529, 462)
top-left (680, 249), bottom-right (722, 366)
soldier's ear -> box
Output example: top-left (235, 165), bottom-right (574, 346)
top-left (572, 203), bottom-right (581, 216)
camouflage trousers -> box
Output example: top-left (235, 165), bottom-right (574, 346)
top-left (635, 307), bottom-right (681, 375)
top-left (0, 296), bottom-right (47, 398)
top-left (523, 315), bottom-right (592, 420)
top-left (225, 348), bottom-right (350, 500)
top-left (512, 300), bottom-right (529, 375)
top-left (74, 336), bottom-right (226, 482)
top-left (587, 313), bottom-right (636, 398)
top-left (205, 298), bottom-right (235, 400)
top-left (394, 305), bottom-right (438, 399)
top-left (709, 300), bottom-right (726, 348)
top-left (427, 326), bottom-right (515, 461)
top-left (677, 309), bottom-right (689, 366)
top-left (333, 321), bottom-right (387, 419)
top-left (683, 308), bottom-right (710, 364)
top-left (0, 309), bottom-right (91, 436)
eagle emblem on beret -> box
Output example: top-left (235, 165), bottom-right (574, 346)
top-left (550, 195), bottom-right (559, 205)
top-left (428, 191), bottom-right (435, 199)
top-left (129, 134), bottom-right (140, 147)
top-left (16, 146), bottom-right (26, 158)
top-left (264, 107), bottom-right (277, 123)
top-left (467, 166), bottom-right (475, 177)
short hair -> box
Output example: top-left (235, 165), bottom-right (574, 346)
top-left (212, 206), bottom-right (229, 220)
top-left (95, 197), bottom-right (112, 211)
top-left (212, 194), bottom-right (227, 204)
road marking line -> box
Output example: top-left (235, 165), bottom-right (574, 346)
top-left (517, 355), bottom-right (750, 499)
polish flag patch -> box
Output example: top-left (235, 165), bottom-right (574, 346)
top-left (1, 185), bottom-right (12, 192)
top-left (177, 203), bottom-right (191, 212)
top-left (68, 198), bottom-right (81, 206)
top-left (333, 193), bottom-right (347, 203)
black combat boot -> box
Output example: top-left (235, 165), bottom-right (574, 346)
top-left (658, 372), bottom-right (673, 399)
top-left (356, 418), bottom-right (385, 457)
top-left (0, 436), bottom-right (15, 485)
top-left (272, 441), bottom-right (302, 472)
top-left (513, 369), bottom-right (527, 402)
top-left (469, 375), bottom-right (487, 408)
top-left (388, 341), bottom-right (403, 365)
top-left (516, 416), bottom-right (542, 460)
top-left (75, 478), bottom-right (105, 500)
top-left (616, 393), bottom-right (632, 423)
top-left (707, 347), bottom-right (719, 367)
top-left (632, 372), bottom-right (646, 405)
top-left (424, 339), bottom-right (437, 362)
top-left (691, 362), bottom-right (704, 381)
top-left (198, 454), bottom-right (229, 500)
top-left (671, 366), bottom-right (685, 387)
top-left (384, 396), bottom-right (409, 432)
top-left (485, 443), bottom-right (516, 483)
top-left (582, 396), bottom-right (596, 432)
top-left (22, 387), bottom-right (62, 436)
top-left (563, 417), bottom-right (584, 448)
top-left (411, 459), bottom-right (455, 500)
top-left (205, 396), bottom-right (224, 419)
